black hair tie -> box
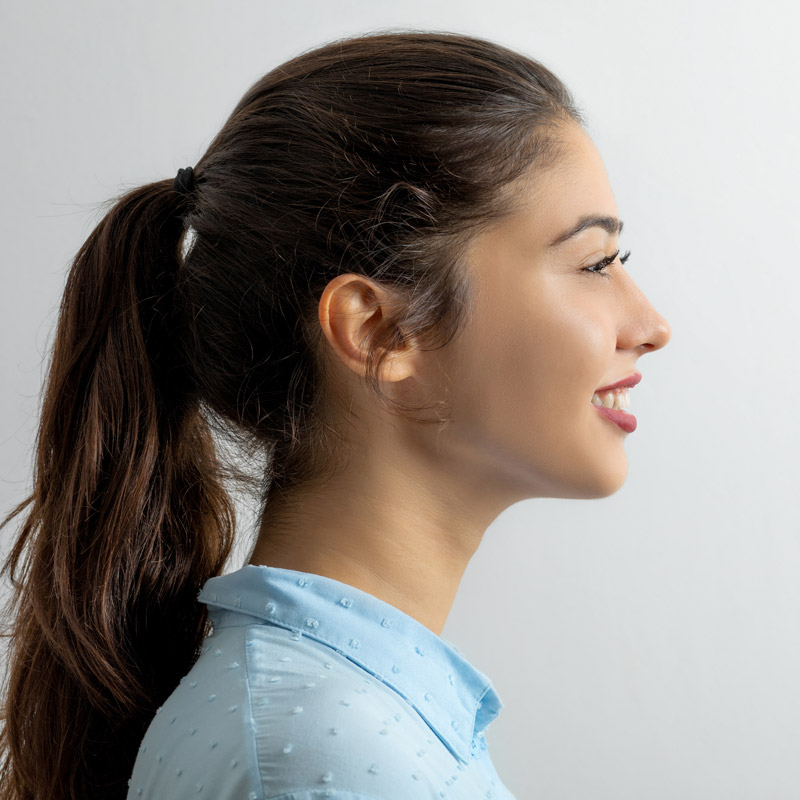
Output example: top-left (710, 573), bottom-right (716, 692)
top-left (173, 166), bottom-right (196, 197)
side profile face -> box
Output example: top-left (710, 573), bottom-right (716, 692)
top-left (429, 121), bottom-right (672, 500)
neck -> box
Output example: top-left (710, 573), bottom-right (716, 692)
top-left (248, 473), bottom-right (498, 636)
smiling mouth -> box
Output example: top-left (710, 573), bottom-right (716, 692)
top-left (591, 386), bottom-right (631, 412)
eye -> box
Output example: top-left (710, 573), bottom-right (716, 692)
top-left (582, 248), bottom-right (632, 276)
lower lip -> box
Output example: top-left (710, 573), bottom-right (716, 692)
top-left (593, 404), bottom-right (637, 433)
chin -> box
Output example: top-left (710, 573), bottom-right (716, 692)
top-left (558, 460), bottom-right (629, 500)
top-left (587, 464), bottom-right (628, 498)
top-left (520, 463), bottom-right (628, 501)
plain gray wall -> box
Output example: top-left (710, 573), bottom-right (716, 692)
top-left (2, 1), bottom-right (799, 798)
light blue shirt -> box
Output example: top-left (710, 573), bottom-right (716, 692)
top-left (127, 564), bottom-right (515, 799)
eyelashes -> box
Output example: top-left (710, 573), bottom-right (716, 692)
top-left (583, 248), bottom-right (632, 276)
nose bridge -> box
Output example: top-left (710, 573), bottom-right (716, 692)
top-left (619, 273), bottom-right (672, 351)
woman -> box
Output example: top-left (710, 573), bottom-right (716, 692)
top-left (0, 30), bottom-right (671, 800)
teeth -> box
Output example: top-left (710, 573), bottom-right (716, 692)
top-left (591, 386), bottom-right (630, 412)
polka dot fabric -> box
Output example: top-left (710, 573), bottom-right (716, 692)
top-left (126, 565), bottom-right (515, 799)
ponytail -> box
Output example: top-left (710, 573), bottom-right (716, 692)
top-left (0, 176), bottom-right (236, 799)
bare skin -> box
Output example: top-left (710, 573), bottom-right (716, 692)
top-left (248, 122), bottom-right (672, 635)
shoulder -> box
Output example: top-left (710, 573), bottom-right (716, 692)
top-left (128, 622), bottom-right (453, 799)
top-left (245, 624), bottom-right (450, 798)
top-left (127, 623), bottom-right (263, 799)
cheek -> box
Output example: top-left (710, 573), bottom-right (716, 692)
top-left (528, 308), bottom-right (608, 401)
top-left (439, 282), bottom-right (614, 473)
top-left (497, 323), bottom-right (600, 458)
top-left (468, 282), bottom-right (607, 414)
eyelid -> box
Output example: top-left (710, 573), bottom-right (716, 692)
top-left (586, 248), bottom-right (618, 269)
top-left (582, 248), bottom-right (631, 276)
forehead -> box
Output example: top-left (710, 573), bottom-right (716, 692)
top-left (508, 124), bottom-right (619, 245)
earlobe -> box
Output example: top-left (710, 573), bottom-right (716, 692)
top-left (378, 347), bottom-right (418, 383)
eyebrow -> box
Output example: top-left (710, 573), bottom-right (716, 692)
top-left (548, 214), bottom-right (624, 247)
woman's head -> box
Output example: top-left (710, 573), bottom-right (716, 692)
top-left (256, 118), bottom-right (672, 603)
top-left (180, 31), bottom-right (587, 504)
top-left (0, 29), bottom-right (667, 799)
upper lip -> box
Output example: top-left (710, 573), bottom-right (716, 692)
top-left (594, 372), bottom-right (642, 393)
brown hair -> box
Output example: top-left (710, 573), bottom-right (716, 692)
top-left (0, 29), bottom-right (584, 799)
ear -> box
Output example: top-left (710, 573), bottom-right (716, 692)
top-left (317, 273), bottom-right (423, 383)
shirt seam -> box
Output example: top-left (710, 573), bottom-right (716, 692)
top-left (242, 625), bottom-right (267, 800)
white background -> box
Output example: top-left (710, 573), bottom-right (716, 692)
top-left (2, 1), bottom-right (799, 798)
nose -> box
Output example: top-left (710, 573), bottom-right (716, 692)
top-left (638, 303), bottom-right (671, 353)
top-left (618, 277), bottom-right (672, 354)
top-left (651, 309), bottom-right (671, 351)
